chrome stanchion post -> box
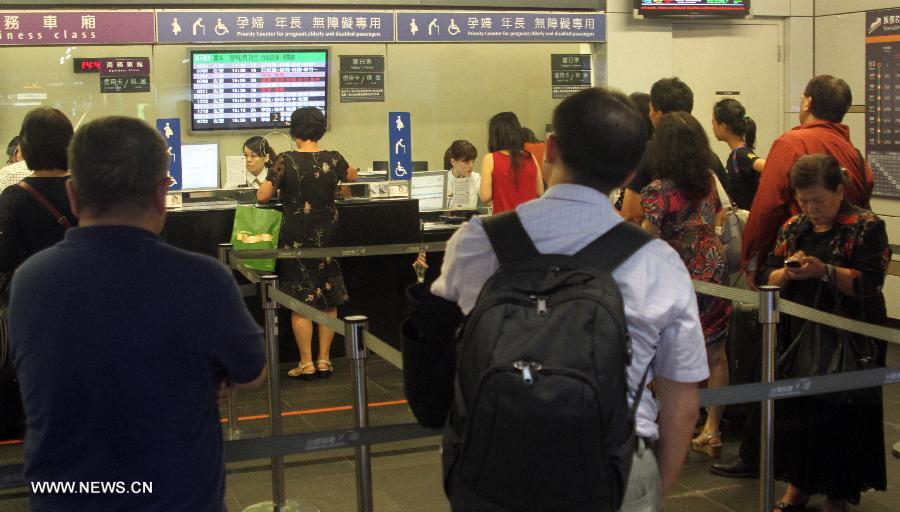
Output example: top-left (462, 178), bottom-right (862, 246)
top-left (218, 243), bottom-right (241, 441)
top-left (758, 285), bottom-right (779, 512)
top-left (260, 275), bottom-right (286, 511)
top-left (345, 315), bottom-right (374, 512)
top-left (244, 280), bottom-right (312, 512)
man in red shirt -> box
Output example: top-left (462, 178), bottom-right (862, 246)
top-left (741, 75), bottom-right (874, 286)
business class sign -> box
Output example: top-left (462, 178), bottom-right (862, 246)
top-left (0, 11), bottom-right (155, 45)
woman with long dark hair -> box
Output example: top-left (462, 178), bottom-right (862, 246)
top-left (479, 112), bottom-right (543, 213)
top-left (712, 98), bottom-right (766, 210)
top-left (641, 112), bottom-right (731, 459)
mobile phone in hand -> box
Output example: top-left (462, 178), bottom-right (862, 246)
top-left (785, 260), bottom-right (802, 268)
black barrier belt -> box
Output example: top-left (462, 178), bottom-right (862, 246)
top-left (692, 280), bottom-right (900, 345)
top-left (239, 283), bottom-right (257, 298)
top-left (266, 287), bottom-right (402, 367)
top-left (692, 280), bottom-right (757, 304)
top-left (778, 299), bottom-right (900, 344)
top-left (267, 287), bottom-right (345, 333)
top-left (1, 367), bottom-right (898, 488)
top-left (700, 365), bottom-right (900, 406)
top-left (233, 241), bottom-right (447, 260)
top-left (218, 365), bottom-right (900, 461)
top-left (224, 423), bottom-right (441, 462)
top-left (228, 253), bottom-right (263, 285)
top-left (0, 463), bottom-right (23, 490)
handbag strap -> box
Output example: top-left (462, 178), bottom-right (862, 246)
top-left (711, 171), bottom-right (735, 210)
top-left (17, 181), bottom-right (72, 229)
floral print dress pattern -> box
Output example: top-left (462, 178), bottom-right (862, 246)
top-left (267, 150), bottom-right (350, 309)
top-left (641, 178), bottom-right (732, 344)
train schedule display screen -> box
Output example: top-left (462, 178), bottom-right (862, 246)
top-left (191, 50), bottom-right (328, 132)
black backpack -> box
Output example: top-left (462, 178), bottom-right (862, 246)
top-left (442, 211), bottom-right (653, 512)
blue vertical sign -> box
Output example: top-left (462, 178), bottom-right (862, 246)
top-left (389, 112), bottom-right (412, 181)
top-left (156, 118), bottom-right (182, 190)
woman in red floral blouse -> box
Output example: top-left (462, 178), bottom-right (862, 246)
top-left (641, 112), bottom-right (732, 459)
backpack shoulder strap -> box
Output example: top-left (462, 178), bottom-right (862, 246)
top-left (575, 221), bottom-right (653, 273)
top-left (480, 211), bottom-right (540, 266)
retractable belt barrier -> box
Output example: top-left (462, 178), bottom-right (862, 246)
top-left (233, 241), bottom-right (447, 260)
top-left (2, 241), bottom-right (899, 511)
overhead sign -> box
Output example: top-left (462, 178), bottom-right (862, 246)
top-left (157, 119), bottom-right (182, 191)
top-left (100, 76), bottom-right (150, 93)
top-left (389, 112), bottom-right (412, 181)
top-left (100, 57), bottom-right (150, 76)
top-left (340, 55), bottom-right (385, 103)
top-left (100, 57), bottom-right (151, 93)
top-left (0, 11), bottom-right (154, 45)
top-left (156, 11), bottom-right (394, 43)
top-left (396, 12), bottom-right (605, 42)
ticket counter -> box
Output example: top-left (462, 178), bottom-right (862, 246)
top-left (161, 198), bottom-right (458, 360)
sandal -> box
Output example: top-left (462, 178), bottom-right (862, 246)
top-left (691, 431), bottom-right (722, 458)
top-left (315, 359), bottom-right (333, 379)
top-left (773, 499), bottom-right (809, 512)
top-left (287, 362), bottom-right (316, 381)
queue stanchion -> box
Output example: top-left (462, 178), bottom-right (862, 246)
top-left (262, 275), bottom-right (286, 510)
top-left (244, 276), bottom-right (316, 512)
top-left (218, 243), bottom-right (241, 441)
top-left (758, 285), bottom-right (779, 512)
top-left (345, 315), bottom-right (374, 512)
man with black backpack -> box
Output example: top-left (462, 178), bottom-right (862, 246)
top-left (403, 87), bottom-right (709, 511)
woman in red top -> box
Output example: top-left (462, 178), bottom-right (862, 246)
top-left (480, 112), bottom-right (543, 213)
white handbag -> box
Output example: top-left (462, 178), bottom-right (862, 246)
top-left (713, 173), bottom-right (749, 275)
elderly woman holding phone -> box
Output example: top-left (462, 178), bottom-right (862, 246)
top-left (762, 154), bottom-right (888, 512)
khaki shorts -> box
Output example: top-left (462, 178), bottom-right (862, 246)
top-left (619, 438), bottom-right (662, 512)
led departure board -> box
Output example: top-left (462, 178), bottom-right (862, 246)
top-left (191, 49), bottom-right (328, 132)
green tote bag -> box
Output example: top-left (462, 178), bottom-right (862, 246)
top-left (230, 205), bottom-right (283, 272)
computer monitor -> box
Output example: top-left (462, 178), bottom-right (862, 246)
top-left (180, 143), bottom-right (220, 190)
top-left (410, 171), bottom-right (446, 211)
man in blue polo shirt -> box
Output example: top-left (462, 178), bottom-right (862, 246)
top-left (10, 116), bottom-right (266, 511)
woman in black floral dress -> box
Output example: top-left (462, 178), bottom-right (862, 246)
top-left (257, 107), bottom-right (358, 379)
top-left (762, 154), bottom-right (888, 512)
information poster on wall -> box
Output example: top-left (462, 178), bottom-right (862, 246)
top-left (551, 54), bottom-right (591, 99)
top-left (866, 9), bottom-right (900, 199)
top-left (339, 55), bottom-right (385, 102)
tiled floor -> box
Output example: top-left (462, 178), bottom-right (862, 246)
top-left (2, 348), bottom-right (899, 511)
